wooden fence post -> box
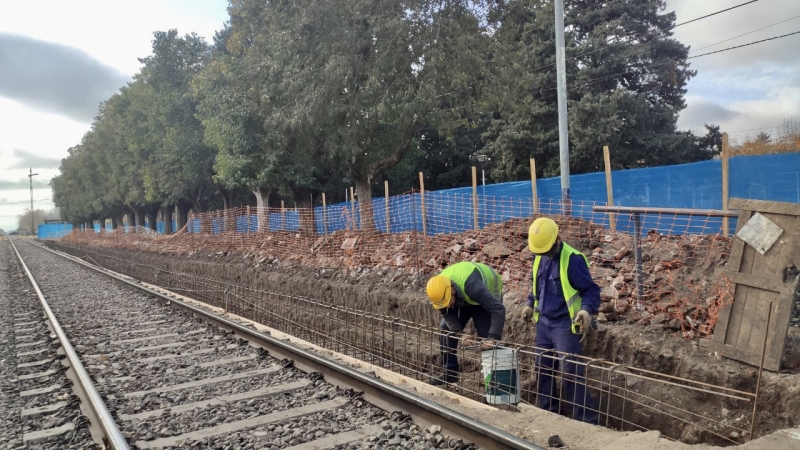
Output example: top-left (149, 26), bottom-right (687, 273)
top-left (419, 172), bottom-right (427, 236)
top-left (722, 133), bottom-right (730, 237)
top-left (603, 145), bottom-right (616, 231)
top-left (349, 187), bottom-right (356, 230)
top-left (384, 180), bottom-right (390, 234)
top-left (281, 200), bottom-right (286, 230)
top-left (530, 158), bottom-right (539, 215)
top-left (472, 166), bottom-right (479, 230)
top-left (322, 193), bottom-right (328, 235)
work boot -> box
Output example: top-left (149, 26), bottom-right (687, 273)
top-left (429, 372), bottom-right (459, 386)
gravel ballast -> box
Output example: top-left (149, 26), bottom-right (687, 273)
top-left (1, 241), bottom-right (95, 449)
top-left (12, 241), bottom-right (486, 449)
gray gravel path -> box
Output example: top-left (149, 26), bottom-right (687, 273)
top-left (1, 241), bottom-right (95, 449)
top-left (12, 241), bottom-right (484, 450)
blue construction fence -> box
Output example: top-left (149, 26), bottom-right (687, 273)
top-left (38, 223), bottom-right (73, 239)
top-left (52, 152), bottom-right (800, 238)
top-left (198, 152), bottom-right (799, 237)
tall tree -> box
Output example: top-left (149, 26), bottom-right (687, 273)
top-left (236, 0), bottom-right (493, 230)
top-left (137, 30), bottom-right (217, 230)
top-left (485, 0), bottom-right (699, 179)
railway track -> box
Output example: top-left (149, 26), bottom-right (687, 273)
top-left (4, 238), bottom-right (542, 450)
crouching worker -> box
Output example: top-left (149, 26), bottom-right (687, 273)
top-left (425, 261), bottom-right (506, 386)
top-left (524, 217), bottom-right (600, 424)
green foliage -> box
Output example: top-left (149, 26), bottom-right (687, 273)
top-left (52, 0), bottom-right (709, 225)
top-left (484, 0), bottom-right (703, 179)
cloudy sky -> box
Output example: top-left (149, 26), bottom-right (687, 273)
top-left (0, 0), bottom-right (797, 231)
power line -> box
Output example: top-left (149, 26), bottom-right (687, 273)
top-left (530, 28), bottom-right (800, 101)
top-left (673, 0), bottom-right (759, 28)
top-left (688, 30), bottom-right (800, 59)
top-left (727, 124), bottom-right (783, 135)
top-left (528, 0), bottom-right (762, 73)
top-left (0, 198), bottom-right (53, 205)
top-left (690, 13), bottom-right (800, 54)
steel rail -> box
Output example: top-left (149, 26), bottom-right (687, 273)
top-left (27, 240), bottom-right (545, 450)
top-left (9, 238), bottom-right (130, 450)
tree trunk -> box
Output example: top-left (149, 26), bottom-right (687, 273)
top-left (85, 220), bottom-right (93, 232)
top-left (133, 207), bottom-right (146, 230)
top-left (289, 187), bottom-right (316, 235)
top-left (218, 187), bottom-right (236, 233)
top-left (111, 216), bottom-right (118, 230)
top-left (354, 177), bottom-right (375, 231)
top-left (176, 202), bottom-right (191, 231)
top-left (253, 187), bottom-right (271, 233)
top-left (147, 207), bottom-right (159, 232)
top-left (162, 205), bottom-right (174, 234)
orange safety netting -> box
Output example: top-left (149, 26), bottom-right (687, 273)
top-left (62, 193), bottom-right (734, 338)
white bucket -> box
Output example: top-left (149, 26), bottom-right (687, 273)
top-left (480, 347), bottom-right (520, 405)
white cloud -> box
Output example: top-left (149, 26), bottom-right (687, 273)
top-left (0, 1), bottom-right (228, 75)
top-left (0, 1), bottom-right (228, 230)
top-left (678, 86), bottom-right (800, 143)
top-left (0, 97), bottom-right (86, 165)
top-left (667, 0), bottom-right (800, 134)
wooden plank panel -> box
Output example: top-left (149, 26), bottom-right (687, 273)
top-left (700, 340), bottom-right (782, 371)
top-left (736, 214), bottom-right (794, 355)
top-left (711, 209), bottom-right (753, 343)
top-left (769, 292), bottom-right (798, 364)
top-left (751, 214), bottom-right (795, 356)
top-left (722, 271), bottom-right (795, 294)
top-left (766, 215), bottom-right (800, 362)
top-left (724, 231), bottom-right (758, 347)
top-left (727, 210), bottom-right (754, 272)
top-left (728, 198), bottom-right (800, 216)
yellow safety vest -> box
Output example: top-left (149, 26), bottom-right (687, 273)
top-left (440, 261), bottom-right (502, 305)
top-left (532, 243), bottom-right (589, 334)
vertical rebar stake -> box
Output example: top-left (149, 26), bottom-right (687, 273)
top-left (633, 212), bottom-right (644, 308)
top-left (750, 302), bottom-right (772, 441)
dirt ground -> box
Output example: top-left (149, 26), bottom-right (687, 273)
top-left (47, 239), bottom-right (800, 446)
top-left (66, 216), bottom-right (745, 339)
top-left (104, 269), bottom-right (800, 450)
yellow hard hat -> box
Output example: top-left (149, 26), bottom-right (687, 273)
top-left (528, 217), bottom-right (559, 254)
top-left (426, 276), bottom-right (452, 309)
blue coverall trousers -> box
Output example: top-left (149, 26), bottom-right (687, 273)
top-left (534, 315), bottom-right (599, 424)
top-left (439, 305), bottom-right (491, 377)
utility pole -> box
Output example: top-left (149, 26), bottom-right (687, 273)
top-left (554, 0), bottom-right (571, 214)
top-left (28, 167), bottom-right (38, 237)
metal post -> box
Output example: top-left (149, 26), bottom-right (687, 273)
top-left (411, 193), bottom-right (421, 280)
top-left (633, 212), bottom-right (644, 308)
top-left (750, 302), bottom-right (772, 440)
top-left (554, 0), bottom-right (571, 215)
top-left (28, 167), bottom-right (38, 236)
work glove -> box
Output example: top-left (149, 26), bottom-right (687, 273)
top-left (480, 339), bottom-right (497, 351)
top-left (522, 293), bottom-right (535, 323)
top-left (522, 306), bottom-right (534, 323)
top-left (574, 310), bottom-right (592, 334)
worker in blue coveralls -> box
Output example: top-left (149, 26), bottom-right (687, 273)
top-left (522, 217), bottom-right (600, 424)
top-left (425, 261), bottom-right (506, 386)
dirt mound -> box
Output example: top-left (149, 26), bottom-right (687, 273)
top-left (65, 215), bottom-right (732, 339)
top-left (46, 240), bottom-right (800, 444)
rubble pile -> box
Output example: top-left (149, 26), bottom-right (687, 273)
top-left (65, 215), bottom-right (733, 338)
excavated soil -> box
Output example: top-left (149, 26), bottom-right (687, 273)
top-left (60, 217), bottom-right (756, 339)
top-left (45, 239), bottom-right (800, 446)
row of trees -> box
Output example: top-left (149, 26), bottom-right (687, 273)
top-left (732, 119), bottom-right (800, 156)
top-left (53, 0), bottom-right (722, 233)
top-left (15, 209), bottom-right (59, 235)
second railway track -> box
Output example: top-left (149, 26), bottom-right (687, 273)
top-left (5, 238), bottom-right (542, 450)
